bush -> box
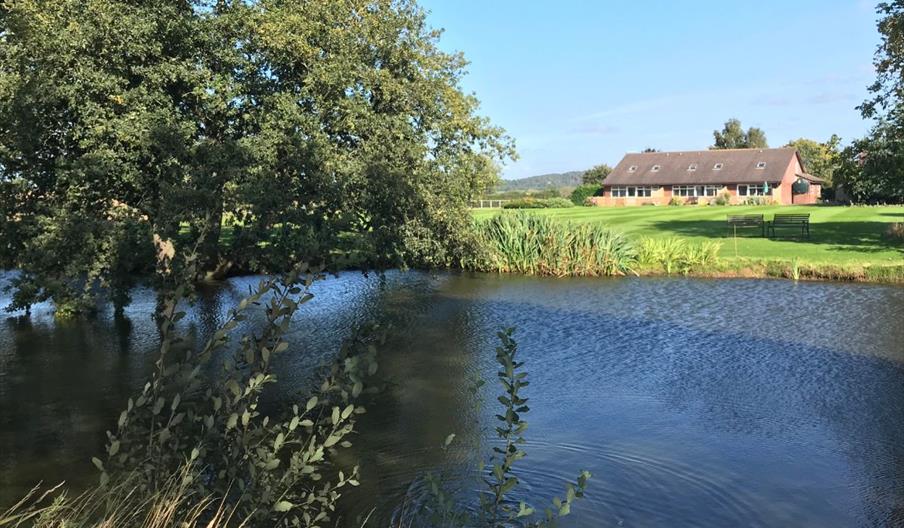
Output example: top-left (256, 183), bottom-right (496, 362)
top-left (468, 212), bottom-right (636, 276)
top-left (569, 184), bottom-right (602, 205)
top-left (668, 196), bottom-right (684, 206)
top-left (502, 197), bottom-right (574, 209)
top-left (98, 266), bottom-right (377, 527)
top-left (544, 197), bottom-right (576, 208)
top-left (742, 196), bottom-right (774, 206)
top-left (713, 191), bottom-right (731, 206)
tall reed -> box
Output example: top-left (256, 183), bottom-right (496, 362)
top-left (0, 465), bottom-right (246, 528)
top-left (469, 213), bottom-right (636, 276)
top-left (636, 237), bottom-right (722, 275)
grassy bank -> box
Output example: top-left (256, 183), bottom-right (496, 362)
top-left (473, 205), bottom-right (904, 264)
top-left (471, 206), bottom-right (904, 283)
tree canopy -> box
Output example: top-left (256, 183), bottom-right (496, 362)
top-left (581, 164), bottom-right (612, 186)
top-left (0, 0), bottom-right (514, 313)
top-left (784, 136), bottom-right (841, 187)
top-left (711, 118), bottom-right (768, 149)
top-left (839, 1), bottom-right (904, 202)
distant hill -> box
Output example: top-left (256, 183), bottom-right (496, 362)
top-left (496, 170), bottom-right (585, 192)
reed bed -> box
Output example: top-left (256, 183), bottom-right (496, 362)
top-left (469, 212), bottom-right (636, 276)
top-left (636, 238), bottom-right (722, 276)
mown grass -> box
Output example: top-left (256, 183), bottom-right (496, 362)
top-left (472, 205), bottom-right (904, 266)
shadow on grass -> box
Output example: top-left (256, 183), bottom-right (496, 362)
top-left (651, 219), bottom-right (904, 256)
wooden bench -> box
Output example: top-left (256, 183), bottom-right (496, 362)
top-left (727, 214), bottom-right (765, 237)
top-left (768, 213), bottom-right (810, 239)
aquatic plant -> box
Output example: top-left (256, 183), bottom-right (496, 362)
top-left (469, 212), bottom-right (636, 276)
top-left (403, 329), bottom-right (591, 527)
top-left (636, 238), bottom-right (722, 275)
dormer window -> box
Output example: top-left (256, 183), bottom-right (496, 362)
top-left (628, 165), bottom-right (638, 173)
top-left (688, 163), bottom-right (697, 171)
top-left (755, 162), bottom-right (766, 169)
top-left (651, 165), bottom-right (661, 172)
top-left (713, 163), bottom-right (724, 170)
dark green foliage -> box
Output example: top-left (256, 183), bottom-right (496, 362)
top-left (581, 164), bottom-right (612, 186)
top-left (711, 118), bottom-right (768, 149)
top-left (861, 1), bottom-right (904, 122)
top-left (836, 128), bottom-right (904, 202)
top-left (0, 0), bottom-right (514, 313)
top-left (841, 2), bottom-right (904, 202)
top-left (101, 265), bottom-right (380, 526)
top-left (569, 184), bottom-right (602, 205)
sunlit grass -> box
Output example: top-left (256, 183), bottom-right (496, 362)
top-left (472, 205), bottom-right (904, 265)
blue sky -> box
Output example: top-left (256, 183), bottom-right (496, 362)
top-left (418, 0), bottom-right (881, 179)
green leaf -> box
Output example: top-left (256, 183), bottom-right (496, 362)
top-left (273, 501), bottom-right (293, 512)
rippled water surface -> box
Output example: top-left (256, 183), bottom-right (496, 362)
top-left (1, 272), bottom-right (903, 527)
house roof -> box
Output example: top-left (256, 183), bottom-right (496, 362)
top-left (796, 172), bottom-right (825, 183)
top-left (602, 148), bottom-right (804, 186)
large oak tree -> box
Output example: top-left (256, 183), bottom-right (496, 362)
top-left (0, 0), bottom-right (513, 313)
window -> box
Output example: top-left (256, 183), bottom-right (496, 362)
top-left (688, 163), bottom-right (697, 171)
top-left (737, 184), bottom-right (766, 196)
top-left (628, 165), bottom-right (638, 173)
top-left (612, 186), bottom-right (654, 198)
top-left (651, 165), bottom-right (661, 172)
top-left (713, 163), bottom-right (724, 170)
top-left (671, 185), bottom-right (720, 197)
top-left (672, 185), bottom-right (696, 197)
top-left (755, 162), bottom-right (766, 169)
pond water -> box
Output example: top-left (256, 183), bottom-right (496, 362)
top-left (1, 272), bottom-right (903, 527)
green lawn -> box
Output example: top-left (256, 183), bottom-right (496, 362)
top-left (473, 205), bottom-right (904, 265)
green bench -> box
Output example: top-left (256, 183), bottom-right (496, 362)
top-left (768, 213), bottom-right (810, 239)
top-left (726, 214), bottom-right (765, 237)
